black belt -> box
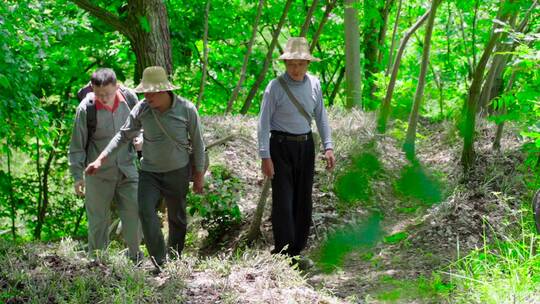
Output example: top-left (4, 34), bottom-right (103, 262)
top-left (271, 131), bottom-right (311, 142)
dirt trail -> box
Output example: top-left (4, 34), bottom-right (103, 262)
top-left (202, 113), bottom-right (526, 302)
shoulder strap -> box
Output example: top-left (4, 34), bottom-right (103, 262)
top-left (118, 86), bottom-right (138, 109)
top-left (277, 76), bottom-right (311, 124)
top-left (85, 98), bottom-right (97, 152)
top-left (151, 110), bottom-right (191, 151)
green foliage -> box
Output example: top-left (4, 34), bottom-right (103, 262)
top-left (374, 274), bottom-right (453, 302)
top-left (383, 231), bottom-right (409, 245)
top-left (394, 161), bottom-right (444, 207)
top-left (447, 216), bottom-right (540, 303)
top-left (317, 213), bottom-right (383, 272)
top-left (334, 146), bottom-right (384, 206)
top-left (187, 165), bottom-right (243, 242)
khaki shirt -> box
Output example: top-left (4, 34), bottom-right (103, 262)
top-left (69, 92), bottom-right (138, 182)
top-left (103, 95), bottom-right (206, 173)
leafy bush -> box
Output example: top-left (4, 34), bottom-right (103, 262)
top-left (187, 164), bottom-right (242, 242)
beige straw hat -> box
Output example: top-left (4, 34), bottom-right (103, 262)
top-left (278, 37), bottom-right (320, 62)
top-left (134, 66), bottom-right (179, 93)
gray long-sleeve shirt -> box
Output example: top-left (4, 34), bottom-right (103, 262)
top-left (69, 93), bottom-right (138, 182)
top-left (102, 95), bottom-right (206, 173)
top-left (257, 72), bottom-right (333, 158)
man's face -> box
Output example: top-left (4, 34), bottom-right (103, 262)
top-left (285, 60), bottom-right (310, 81)
top-left (144, 91), bottom-right (170, 110)
top-left (93, 84), bottom-right (117, 104)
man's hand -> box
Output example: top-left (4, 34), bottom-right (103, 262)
top-left (133, 135), bottom-right (143, 151)
top-left (192, 171), bottom-right (204, 194)
top-left (74, 180), bottom-right (85, 197)
top-left (324, 149), bottom-right (336, 171)
top-left (85, 158), bottom-right (103, 175)
top-left (261, 158), bottom-right (274, 178)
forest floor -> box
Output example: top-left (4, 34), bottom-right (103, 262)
top-left (199, 110), bottom-right (529, 303)
top-left (0, 110), bottom-right (531, 303)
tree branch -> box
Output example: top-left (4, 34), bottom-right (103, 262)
top-left (70, 0), bottom-right (128, 36)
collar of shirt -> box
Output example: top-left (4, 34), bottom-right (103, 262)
top-left (95, 91), bottom-right (125, 112)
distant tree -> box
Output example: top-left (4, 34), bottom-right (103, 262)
top-left (344, 0), bottom-right (362, 108)
top-left (403, 0), bottom-right (443, 160)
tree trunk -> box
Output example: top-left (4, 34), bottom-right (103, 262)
top-left (300, 0), bottom-right (319, 37)
top-left (310, 0), bottom-right (338, 53)
top-left (196, 0), bottom-right (211, 109)
top-left (225, 0), bottom-right (265, 113)
top-left (493, 70), bottom-right (517, 150)
top-left (456, 8), bottom-right (474, 80)
top-left (377, 10), bottom-right (430, 133)
top-left (7, 142), bottom-right (16, 240)
top-left (240, 0), bottom-right (293, 114)
top-left (344, 0), bottom-right (362, 108)
top-left (386, 0), bottom-right (403, 75)
top-left (461, 0), bottom-right (516, 171)
top-left (376, 0), bottom-right (395, 67)
top-left (246, 177), bottom-right (271, 243)
top-left (403, 0), bottom-right (442, 160)
top-left (329, 67), bottom-right (346, 106)
top-left (362, 0), bottom-right (381, 102)
top-left (34, 140), bottom-right (57, 239)
top-left (478, 0), bottom-right (537, 115)
top-left (70, 0), bottom-right (173, 81)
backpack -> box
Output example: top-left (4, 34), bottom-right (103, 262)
top-left (77, 83), bottom-right (138, 150)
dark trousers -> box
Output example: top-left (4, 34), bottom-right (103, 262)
top-left (138, 166), bottom-right (190, 265)
top-left (270, 131), bottom-right (315, 256)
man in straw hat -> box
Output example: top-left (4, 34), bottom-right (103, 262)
top-left (69, 67), bottom-right (142, 263)
top-left (257, 37), bottom-right (335, 268)
top-left (86, 66), bottom-right (206, 272)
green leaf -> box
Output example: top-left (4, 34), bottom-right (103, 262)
top-left (0, 74), bottom-right (10, 89)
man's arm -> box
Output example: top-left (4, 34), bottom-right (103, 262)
top-left (86, 103), bottom-right (143, 175)
top-left (313, 79), bottom-right (335, 171)
top-left (258, 81), bottom-right (276, 177)
top-left (68, 105), bottom-right (88, 195)
top-left (187, 101), bottom-right (206, 194)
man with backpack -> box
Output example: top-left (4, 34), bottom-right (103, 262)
top-left (85, 66), bottom-right (206, 273)
top-left (69, 68), bottom-right (142, 262)
top-left (257, 37), bottom-right (335, 269)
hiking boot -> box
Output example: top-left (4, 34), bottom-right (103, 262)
top-left (149, 256), bottom-right (164, 275)
top-left (128, 250), bottom-right (144, 266)
top-left (291, 256), bottom-right (314, 271)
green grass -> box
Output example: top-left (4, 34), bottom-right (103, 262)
top-left (444, 214), bottom-right (540, 304)
top-left (373, 274), bottom-right (453, 302)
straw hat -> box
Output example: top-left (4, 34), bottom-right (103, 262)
top-left (278, 37), bottom-right (320, 62)
top-left (134, 66), bottom-right (179, 93)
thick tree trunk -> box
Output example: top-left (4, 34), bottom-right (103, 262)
top-left (70, 0), bottom-right (173, 81)
top-left (403, 0), bottom-right (442, 160)
top-left (196, 0), bottom-right (211, 109)
top-left (225, 0), bottom-right (265, 114)
top-left (344, 0), bottom-right (362, 108)
top-left (377, 10), bottom-right (430, 133)
top-left (461, 0), bottom-right (516, 171)
top-left (240, 0), bottom-right (293, 114)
